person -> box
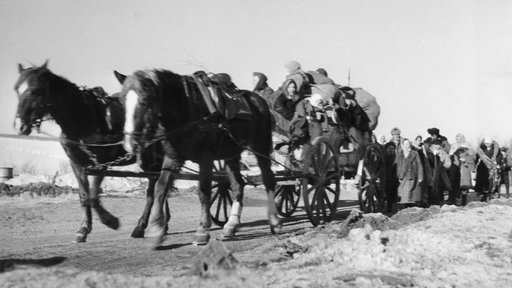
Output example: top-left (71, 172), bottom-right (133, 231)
top-left (411, 134), bottom-right (431, 207)
top-left (425, 138), bottom-right (452, 205)
top-left (424, 127), bottom-right (450, 154)
top-left (371, 132), bottom-right (378, 144)
top-left (378, 134), bottom-right (387, 145)
top-left (413, 135), bottom-right (424, 151)
top-left (389, 127), bottom-right (404, 153)
top-left (273, 79), bottom-right (300, 121)
top-left (384, 141), bottom-right (399, 212)
top-left (475, 137), bottom-right (502, 201)
top-left (495, 147), bottom-right (510, 198)
top-left (284, 61), bottom-right (310, 98)
top-left (252, 72), bottom-right (274, 107)
top-left (450, 134), bottom-right (476, 206)
top-left (395, 138), bottom-right (424, 209)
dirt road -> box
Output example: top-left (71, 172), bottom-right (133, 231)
top-left (0, 187), bottom-right (359, 278)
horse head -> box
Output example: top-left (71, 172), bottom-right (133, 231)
top-left (14, 60), bottom-right (52, 135)
top-left (114, 70), bottom-right (161, 155)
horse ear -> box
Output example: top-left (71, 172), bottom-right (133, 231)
top-left (114, 70), bottom-right (127, 84)
top-left (18, 64), bottom-right (25, 73)
top-left (42, 59), bottom-right (49, 69)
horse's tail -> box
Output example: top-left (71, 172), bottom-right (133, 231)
top-left (245, 90), bottom-right (273, 155)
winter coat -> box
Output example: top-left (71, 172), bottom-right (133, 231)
top-left (396, 149), bottom-right (424, 203)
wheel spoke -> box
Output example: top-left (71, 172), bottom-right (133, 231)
top-left (222, 192), bottom-right (229, 221)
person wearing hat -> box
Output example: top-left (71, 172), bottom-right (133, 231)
top-left (388, 127), bottom-right (404, 153)
top-left (449, 133), bottom-right (476, 205)
top-left (284, 61), bottom-right (310, 98)
top-left (424, 127), bottom-right (450, 154)
top-left (252, 72), bottom-right (274, 107)
top-left (425, 138), bottom-right (452, 205)
top-left (496, 146), bottom-right (511, 198)
top-left (395, 138), bottom-right (424, 209)
top-left (475, 137), bottom-right (503, 201)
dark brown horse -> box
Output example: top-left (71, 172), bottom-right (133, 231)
top-left (114, 69), bottom-right (281, 247)
top-left (14, 61), bottom-right (170, 242)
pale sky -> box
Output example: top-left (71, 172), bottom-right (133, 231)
top-left (1, 0), bottom-right (511, 156)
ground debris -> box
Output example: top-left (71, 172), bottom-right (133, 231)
top-left (0, 182), bottom-right (78, 197)
top-left (337, 209), bottom-right (401, 238)
top-left (334, 272), bottom-right (415, 287)
top-left (189, 240), bottom-right (239, 277)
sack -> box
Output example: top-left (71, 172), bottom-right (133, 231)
top-left (353, 88), bottom-right (380, 131)
top-left (306, 71), bottom-right (335, 85)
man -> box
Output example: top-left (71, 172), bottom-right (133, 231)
top-left (252, 72), bottom-right (274, 107)
top-left (424, 127), bottom-right (450, 154)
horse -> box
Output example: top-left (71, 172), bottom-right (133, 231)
top-left (14, 60), bottom-right (171, 242)
top-left (114, 69), bottom-right (282, 247)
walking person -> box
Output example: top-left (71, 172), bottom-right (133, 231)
top-left (475, 137), bottom-right (502, 201)
top-left (496, 147), bottom-right (511, 198)
top-left (450, 133), bottom-right (475, 205)
top-left (395, 139), bottom-right (424, 209)
top-left (384, 142), bottom-right (399, 212)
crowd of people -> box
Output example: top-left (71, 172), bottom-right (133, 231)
top-left (224, 60), bottom-right (511, 211)
top-left (375, 127), bottom-right (511, 211)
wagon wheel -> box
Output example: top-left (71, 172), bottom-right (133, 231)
top-left (274, 184), bottom-right (300, 217)
top-left (301, 137), bottom-right (340, 226)
top-left (358, 143), bottom-right (386, 213)
top-left (209, 160), bottom-right (233, 227)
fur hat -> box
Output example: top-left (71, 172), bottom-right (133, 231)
top-left (391, 127), bottom-right (401, 135)
top-left (427, 127), bottom-right (440, 135)
top-left (432, 138), bottom-right (442, 146)
top-left (500, 146), bottom-right (509, 152)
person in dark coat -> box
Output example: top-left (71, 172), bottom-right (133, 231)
top-left (284, 61), bottom-right (310, 98)
top-left (384, 141), bottom-right (399, 212)
top-left (496, 147), bottom-right (511, 198)
top-left (273, 79), bottom-right (300, 121)
top-left (425, 138), bottom-right (452, 205)
top-left (475, 137), bottom-right (502, 201)
top-left (424, 127), bottom-right (451, 154)
top-left (252, 72), bottom-right (274, 107)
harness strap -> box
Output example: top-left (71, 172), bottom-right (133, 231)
top-left (191, 74), bottom-right (218, 115)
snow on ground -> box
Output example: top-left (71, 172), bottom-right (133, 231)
top-left (1, 200), bottom-right (511, 287)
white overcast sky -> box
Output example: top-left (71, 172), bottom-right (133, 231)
top-left (1, 0), bottom-right (511, 148)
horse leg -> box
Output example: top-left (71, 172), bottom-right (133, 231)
top-left (148, 157), bottom-right (178, 248)
top-left (256, 154), bottom-right (282, 234)
top-left (70, 162), bottom-right (92, 243)
top-left (131, 178), bottom-right (156, 238)
top-left (222, 156), bottom-right (245, 238)
top-left (193, 160), bottom-right (214, 245)
top-left (89, 174), bottom-right (120, 230)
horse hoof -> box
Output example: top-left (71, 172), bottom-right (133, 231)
top-left (221, 227), bottom-right (237, 239)
top-left (269, 222), bottom-right (283, 235)
top-left (131, 227), bottom-right (145, 238)
top-left (192, 233), bottom-right (210, 246)
top-left (74, 232), bottom-right (87, 243)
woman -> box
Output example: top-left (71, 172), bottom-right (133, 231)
top-left (450, 133), bottom-right (475, 205)
top-left (395, 138), bottom-right (424, 208)
top-left (475, 137), bottom-right (502, 201)
top-left (273, 79), bottom-right (300, 121)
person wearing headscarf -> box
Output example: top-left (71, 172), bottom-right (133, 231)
top-left (284, 61), bottom-right (310, 98)
top-left (395, 138), bottom-right (424, 208)
top-left (273, 79), bottom-right (300, 121)
top-left (388, 127), bottom-right (404, 153)
top-left (475, 137), bottom-right (503, 201)
top-left (449, 133), bottom-right (475, 205)
top-left (252, 72), bottom-right (274, 107)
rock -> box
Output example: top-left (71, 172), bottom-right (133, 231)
top-left (189, 240), bottom-right (238, 277)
